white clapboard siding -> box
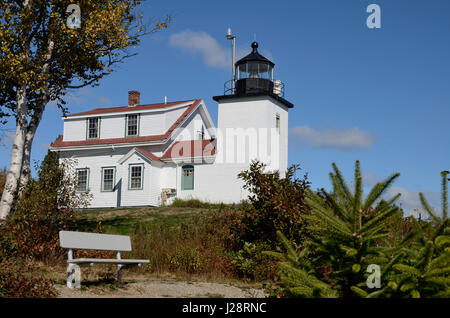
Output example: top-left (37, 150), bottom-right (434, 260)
top-left (140, 113), bottom-right (166, 136)
top-left (63, 118), bottom-right (87, 142)
top-left (61, 148), bottom-right (161, 208)
top-left (165, 105), bottom-right (188, 132)
top-left (100, 115), bottom-right (126, 139)
top-left (178, 109), bottom-right (212, 141)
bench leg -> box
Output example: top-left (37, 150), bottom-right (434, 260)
top-left (67, 264), bottom-right (81, 289)
top-left (117, 264), bottom-right (125, 284)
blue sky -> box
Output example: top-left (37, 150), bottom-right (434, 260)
top-left (1, 0), bottom-right (449, 216)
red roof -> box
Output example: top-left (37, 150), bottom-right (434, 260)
top-left (65, 100), bottom-right (197, 117)
top-left (135, 147), bottom-right (162, 162)
top-left (51, 100), bottom-right (202, 149)
top-left (161, 139), bottom-right (216, 160)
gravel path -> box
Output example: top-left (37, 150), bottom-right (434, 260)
top-left (55, 279), bottom-right (266, 298)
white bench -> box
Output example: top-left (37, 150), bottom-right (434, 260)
top-left (59, 230), bottom-right (149, 288)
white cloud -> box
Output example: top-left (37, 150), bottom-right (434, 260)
top-left (168, 30), bottom-right (251, 69)
top-left (383, 186), bottom-right (441, 219)
top-left (169, 30), bottom-right (229, 68)
top-left (291, 126), bottom-right (376, 151)
top-left (357, 171), bottom-right (443, 219)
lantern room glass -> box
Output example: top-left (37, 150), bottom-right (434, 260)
top-left (236, 62), bottom-right (273, 81)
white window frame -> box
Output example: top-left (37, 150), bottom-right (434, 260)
top-left (128, 164), bottom-right (144, 190)
top-left (126, 114), bottom-right (139, 137)
top-left (76, 168), bottom-right (89, 192)
top-left (101, 167), bottom-right (116, 192)
top-left (87, 117), bottom-right (100, 139)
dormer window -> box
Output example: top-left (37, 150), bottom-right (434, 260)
top-left (126, 114), bottom-right (139, 137)
top-left (87, 117), bottom-right (100, 139)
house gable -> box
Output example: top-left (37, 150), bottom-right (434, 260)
top-left (118, 147), bottom-right (164, 167)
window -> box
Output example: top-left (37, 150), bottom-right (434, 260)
top-left (126, 114), bottom-right (139, 136)
top-left (101, 167), bottom-right (115, 192)
top-left (182, 165), bottom-right (194, 190)
top-left (87, 117), bottom-right (100, 139)
top-left (276, 114), bottom-right (280, 133)
top-left (76, 168), bottom-right (89, 192)
top-left (129, 164), bottom-right (143, 190)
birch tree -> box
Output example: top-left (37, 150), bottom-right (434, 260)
top-left (0, 0), bottom-right (170, 220)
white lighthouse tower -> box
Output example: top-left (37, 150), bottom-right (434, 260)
top-left (213, 41), bottom-right (293, 181)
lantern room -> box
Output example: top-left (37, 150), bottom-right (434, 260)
top-left (235, 42), bottom-right (275, 95)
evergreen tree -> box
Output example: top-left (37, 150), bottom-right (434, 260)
top-left (264, 231), bottom-right (338, 298)
top-left (266, 162), bottom-right (449, 298)
top-left (302, 161), bottom-right (403, 297)
top-left (266, 161), bottom-right (403, 297)
top-left (375, 171), bottom-right (450, 298)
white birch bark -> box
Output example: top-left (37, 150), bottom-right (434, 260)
top-left (18, 109), bottom-right (43, 193)
top-left (0, 85), bottom-right (28, 220)
top-left (18, 39), bottom-right (54, 197)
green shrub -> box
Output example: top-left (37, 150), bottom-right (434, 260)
top-left (237, 160), bottom-right (311, 248)
top-left (168, 247), bottom-right (203, 274)
top-left (230, 242), bottom-right (278, 281)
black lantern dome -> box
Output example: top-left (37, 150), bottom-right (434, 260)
top-left (235, 42), bottom-right (274, 95)
top-left (236, 42), bottom-right (275, 70)
top-left (213, 41), bottom-right (293, 108)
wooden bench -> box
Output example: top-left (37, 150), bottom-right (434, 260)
top-left (59, 231), bottom-right (149, 288)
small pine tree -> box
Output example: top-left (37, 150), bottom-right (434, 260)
top-left (302, 161), bottom-right (403, 297)
top-left (377, 171), bottom-right (450, 298)
top-left (264, 231), bottom-right (338, 298)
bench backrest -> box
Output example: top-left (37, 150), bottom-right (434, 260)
top-left (59, 231), bottom-right (132, 251)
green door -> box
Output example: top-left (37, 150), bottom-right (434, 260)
top-left (182, 165), bottom-right (194, 190)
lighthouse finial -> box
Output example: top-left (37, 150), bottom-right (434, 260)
top-left (251, 41), bottom-right (258, 52)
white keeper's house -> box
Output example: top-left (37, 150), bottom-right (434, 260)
top-left (50, 42), bottom-right (294, 208)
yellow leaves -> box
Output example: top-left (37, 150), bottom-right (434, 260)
top-left (2, 0), bottom-right (170, 93)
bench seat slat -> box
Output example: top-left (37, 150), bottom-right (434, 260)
top-left (68, 258), bottom-right (149, 264)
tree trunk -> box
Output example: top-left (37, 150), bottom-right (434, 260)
top-left (17, 38), bottom-right (53, 198)
top-left (0, 85), bottom-right (28, 220)
top-left (18, 104), bottom-right (46, 197)
top-left (18, 128), bottom-right (35, 196)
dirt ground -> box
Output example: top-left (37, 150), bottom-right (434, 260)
top-left (55, 276), bottom-right (266, 298)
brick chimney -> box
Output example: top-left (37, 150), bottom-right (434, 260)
top-left (128, 90), bottom-right (140, 107)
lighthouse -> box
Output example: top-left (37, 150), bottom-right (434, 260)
top-left (213, 41), bottom-right (294, 176)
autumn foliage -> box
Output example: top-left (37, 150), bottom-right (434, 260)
top-left (0, 151), bottom-right (91, 264)
top-left (0, 260), bottom-right (56, 298)
top-left (237, 160), bottom-right (311, 247)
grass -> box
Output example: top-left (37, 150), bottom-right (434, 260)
top-left (74, 205), bottom-right (222, 236)
top-left (170, 198), bottom-right (229, 209)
